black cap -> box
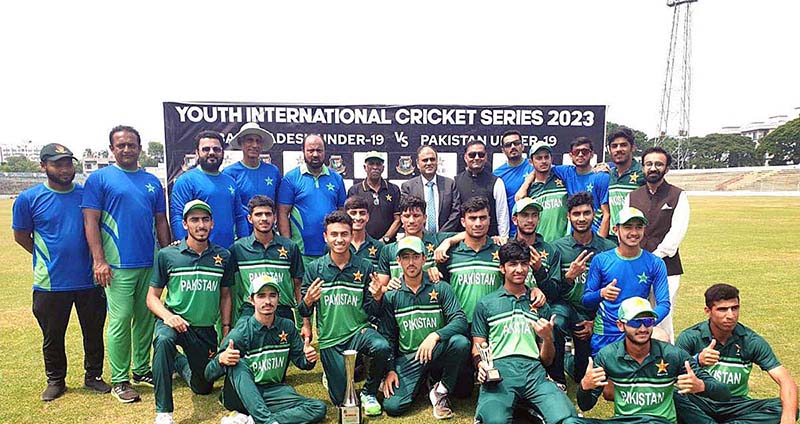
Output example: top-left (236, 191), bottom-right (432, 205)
top-left (40, 143), bottom-right (76, 162)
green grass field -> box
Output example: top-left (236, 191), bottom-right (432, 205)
top-left (1, 197), bottom-right (799, 423)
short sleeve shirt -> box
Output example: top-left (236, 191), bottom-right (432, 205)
top-left (472, 286), bottom-right (544, 361)
top-left (347, 179), bottom-right (401, 241)
top-left (229, 234), bottom-right (304, 308)
top-left (440, 239), bottom-right (503, 323)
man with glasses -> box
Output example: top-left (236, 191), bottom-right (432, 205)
top-left (582, 207), bottom-right (670, 356)
top-left (454, 140), bottom-right (509, 237)
top-left (347, 151), bottom-right (402, 243)
top-left (514, 141), bottom-right (569, 243)
top-left (493, 130), bottom-right (534, 237)
top-left (171, 130), bottom-right (249, 249)
top-left (400, 146), bottom-right (462, 233)
top-left (625, 147), bottom-right (689, 343)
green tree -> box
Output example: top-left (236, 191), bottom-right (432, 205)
top-left (0, 156), bottom-right (41, 172)
top-left (686, 133), bottom-right (760, 169)
top-left (757, 117), bottom-right (800, 165)
top-left (147, 141), bottom-right (164, 163)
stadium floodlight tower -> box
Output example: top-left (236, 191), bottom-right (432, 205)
top-left (657, 0), bottom-right (697, 169)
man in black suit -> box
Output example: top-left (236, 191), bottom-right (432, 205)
top-left (400, 146), bottom-right (461, 233)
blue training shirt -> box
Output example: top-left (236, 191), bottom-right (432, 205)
top-left (583, 248), bottom-right (670, 352)
top-left (493, 160), bottom-right (534, 237)
top-left (81, 165), bottom-right (166, 269)
top-left (552, 165), bottom-right (609, 233)
top-left (170, 167), bottom-right (249, 248)
top-left (13, 183), bottom-right (95, 291)
top-left (222, 161), bottom-right (282, 233)
top-left (277, 164), bottom-right (346, 256)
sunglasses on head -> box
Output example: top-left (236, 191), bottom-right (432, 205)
top-left (467, 151), bottom-right (486, 159)
top-left (623, 317), bottom-right (656, 328)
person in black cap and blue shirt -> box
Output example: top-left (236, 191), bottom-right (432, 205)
top-left (12, 143), bottom-right (110, 401)
top-left (347, 151), bottom-right (402, 243)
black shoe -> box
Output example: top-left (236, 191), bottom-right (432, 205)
top-left (132, 371), bottom-right (154, 387)
top-left (84, 376), bottom-right (111, 393)
top-left (41, 382), bottom-right (67, 401)
top-left (111, 382), bottom-right (140, 403)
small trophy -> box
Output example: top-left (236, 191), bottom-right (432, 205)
top-left (478, 341), bottom-right (502, 383)
top-left (339, 349), bottom-right (362, 424)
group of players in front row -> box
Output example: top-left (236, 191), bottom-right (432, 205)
top-left (148, 187), bottom-right (797, 424)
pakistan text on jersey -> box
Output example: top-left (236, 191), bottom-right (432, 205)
top-left (179, 279), bottom-right (219, 292)
top-left (454, 273), bottom-right (498, 286)
top-left (502, 320), bottom-right (534, 335)
top-left (247, 271), bottom-right (285, 284)
top-left (402, 316), bottom-right (440, 332)
top-left (250, 356), bottom-right (287, 374)
top-left (619, 389), bottom-right (666, 407)
top-left (710, 368), bottom-right (744, 386)
top-left (323, 293), bottom-right (360, 307)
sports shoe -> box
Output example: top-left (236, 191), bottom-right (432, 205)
top-left (41, 382), bottom-right (67, 401)
top-left (111, 381), bottom-right (140, 403)
top-left (154, 412), bottom-right (174, 424)
top-left (429, 382), bottom-right (454, 419)
top-left (84, 376), bottom-right (111, 393)
top-left (220, 411), bottom-right (255, 424)
top-left (360, 393), bottom-right (382, 416)
top-left (133, 371), bottom-right (155, 387)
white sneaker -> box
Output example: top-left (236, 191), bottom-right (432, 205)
top-left (220, 411), bottom-right (255, 424)
top-left (155, 413), bottom-right (175, 424)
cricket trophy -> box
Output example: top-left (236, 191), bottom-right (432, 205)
top-left (478, 341), bottom-right (502, 383)
top-left (339, 349), bottom-right (361, 424)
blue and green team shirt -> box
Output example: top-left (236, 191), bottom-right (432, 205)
top-left (81, 165), bottom-right (166, 268)
top-left (222, 161), bottom-right (282, 233)
top-left (493, 161), bottom-right (534, 237)
top-left (13, 183), bottom-right (95, 292)
top-left (583, 248), bottom-right (670, 353)
top-left (277, 164), bottom-right (346, 256)
top-left (552, 165), bottom-right (609, 233)
top-left (676, 321), bottom-right (781, 399)
top-left (170, 167), bottom-right (249, 249)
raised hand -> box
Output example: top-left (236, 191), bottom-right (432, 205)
top-left (529, 246), bottom-right (542, 271)
top-left (581, 356), bottom-right (608, 390)
top-left (303, 278), bottom-right (324, 307)
top-left (303, 337), bottom-right (318, 363)
top-left (565, 250), bottom-right (594, 281)
top-left (676, 361), bottom-right (705, 394)
top-left (698, 339), bottom-right (720, 367)
top-left (219, 340), bottom-right (240, 366)
top-left (387, 277), bottom-right (403, 291)
top-left (531, 315), bottom-right (556, 339)
top-left (369, 275), bottom-right (387, 301)
top-left (600, 279), bottom-right (620, 302)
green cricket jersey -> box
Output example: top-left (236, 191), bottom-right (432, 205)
top-left (608, 161), bottom-right (646, 236)
top-left (523, 234), bottom-right (562, 300)
top-left (526, 173), bottom-right (569, 243)
top-left (380, 275), bottom-right (467, 360)
top-left (230, 234), bottom-right (304, 308)
top-left (439, 238), bottom-right (502, 323)
top-left (550, 233), bottom-right (616, 309)
top-left (151, 240), bottom-right (234, 327)
top-left (578, 339), bottom-right (730, 423)
top-left (472, 286), bottom-right (545, 361)
top-left (298, 253), bottom-right (379, 350)
top-left (676, 321), bottom-right (781, 398)
top-left (206, 315), bottom-right (315, 385)
top-left (377, 232), bottom-right (454, 279)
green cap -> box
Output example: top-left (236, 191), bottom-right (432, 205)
top-left (182, 199), bottom-right (212, 218)
top-left (40, 143), bottom-right (76, 162)
top-left (396, 236), bottom-right (424, 255)
top-left (364, 151), bottom-right (385, 163)
top-left (512, 197), bottom-right (543, 215)
top-left (618, 296), bottom-right (658, 321)
top-left (250, 274), bottom-right (280, 295)
top-left (617, 207), bottom-right (648, 226)
top-left (529, 140), bottom-right (552, 156)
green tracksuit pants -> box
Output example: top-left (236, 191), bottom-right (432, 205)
top-left (475, 357), bottom-right (577, 424)
top-left (152, 320), bottom-right (216, 412)
top-left (674, 392), bottom-right (789, 424)
top-left (320, 327), bottom-right (391, 406)
top-left (106, 267), bottom-right (155, 383)
top-left (383, 334), bottom-right (470, 417)
top-left (222, 361), bottom-right (326, 424)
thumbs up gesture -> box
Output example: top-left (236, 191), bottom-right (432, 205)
top-left (698, 339), bottom-right (720, 367)
top-left (676, 360), bottom-right (705, 394)
top-left (581, 356), bottom-right (608, 390)
top-left (303, 337), bottom-right (318, 363)
top-left (600, 279), bottom-right (620, 302)
top-left (219, 339), bottom-right (240, 366)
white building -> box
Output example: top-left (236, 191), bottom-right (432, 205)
top-left (0, 142), bottom-right (45, 163)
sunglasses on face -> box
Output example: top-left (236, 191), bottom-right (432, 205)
top-left (467, 151), bottom-right (486, 159)
top-left (200, 146), bottom-right (223, 153)
top-left (624, 317), bottom-right (657, 328)
top-left (571, 148), bottom-right (592, 156)
top-left (503, 140), bottom-right (522, 148)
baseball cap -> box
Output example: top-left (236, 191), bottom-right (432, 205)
top-left (618, 296), bottom-right (658, 321)
top-left (617, 207), bottom-right (648, 226)
top-left (40, 143), bottom-right (76, 162)
top-left (364, 151), bottom-right (385, 163)
top-left (228, 122), bottom-right (275, 151)
top-left (512, 197), bottom-right (543, 215)
top-left (250, 274), bottom-right (280, 295)
top-left (396, 236), bottom-right (424, 255)
top-left (182, 199), bottom-right (212, 218)
top-left (529, 140), bottom-right (552, 156)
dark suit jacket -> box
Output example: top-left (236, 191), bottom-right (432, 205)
top-left (401, 175), bottom-right (461, 232)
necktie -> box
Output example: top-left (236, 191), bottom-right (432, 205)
top-left (425, 180), bottom-right (437, 233)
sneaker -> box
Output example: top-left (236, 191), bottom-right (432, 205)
top-left (132, 371), bottom-right (155, 387)
top-left (360, 393), bottom-right (382, 416)
top-left (41, 382), bottom-right (67, 401)
top-left (155, 412), bottom-right (174, 424)
top-left (111, 382), bottom-right (140, 403)
top-left (220, 411), bottom-right (255, 424)
top-left (84, 376), bottom-right (111, 394)
top-left (429, 382), bottom-right (454, 420)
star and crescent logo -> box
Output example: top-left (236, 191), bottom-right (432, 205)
top-left (637, 272), bottom-right (648, 284)
top-left (629, 172), bottom-right (640, 184)
top-left (555, 178), bottom-right (564, 187)
top-left (368, 246), bottom-right (378, 257)
top-left (277, 246), bottom-right (288, 259)
top-left (213, 254), bottom-right (224, 266)
top-left (353, 270), bottom-right (363, 282)
top-left (656, 359), bottom-right (669, 374)
top-left (428, 289), bottom-right (439, 302)
top-left (279, 330), bottom-right (288, 343)
top-left (426, 243), bottom-right (435, 254)
top-left (385, 194), bottom-right (392, 202)
top-left (491, 250), bottom-right (500, 262)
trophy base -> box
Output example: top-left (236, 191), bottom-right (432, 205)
top-left (339, 405), bottom-right (361, 424)
top-left (484, 368), bottom-right (503, 384)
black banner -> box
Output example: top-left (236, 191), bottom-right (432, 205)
top-left (163, 102), bottom-right (606, 188)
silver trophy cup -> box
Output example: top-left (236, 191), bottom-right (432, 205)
top-left (339, 349), bottom-right (361, 424)
top-left (478, 341), bottom-right (502, 383)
